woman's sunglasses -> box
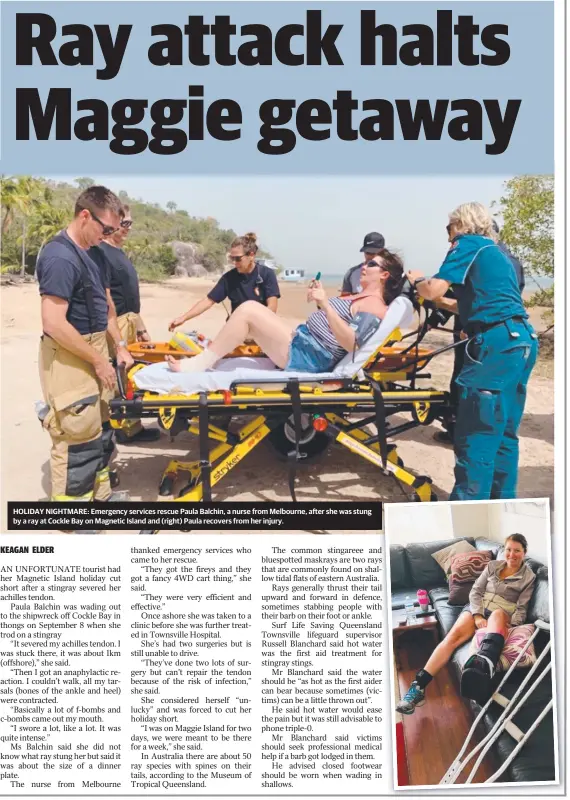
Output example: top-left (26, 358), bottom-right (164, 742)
top-left (229, 254), bottom-right (250, 262)
top-left (84, 208), bottom-right (119, 237)
top-left (120, 219), bottom-right (133, 229)
top-left (446, 224), bottom-right (452, 235)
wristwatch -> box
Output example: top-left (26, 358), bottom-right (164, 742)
top-left (118, 340), bottom-right (127, 348)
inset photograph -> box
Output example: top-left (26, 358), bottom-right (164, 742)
top-left (385, 498), bottom-right (557, 787)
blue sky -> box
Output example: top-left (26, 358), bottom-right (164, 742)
top-left (49, 174), bottom-right (512, 277)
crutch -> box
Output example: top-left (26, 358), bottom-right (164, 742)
top-left (440, 619), bottom-right (551, 785)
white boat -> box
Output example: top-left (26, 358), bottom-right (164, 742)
top-left (281, 268), bottom-right (305, 282)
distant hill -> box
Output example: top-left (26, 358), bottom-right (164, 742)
top-left (1, 176), bottom-right (275, 281)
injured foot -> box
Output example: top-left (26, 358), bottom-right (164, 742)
top-left (460, 654), bottom-right (494, 704)
top-left (166, 349), bottom-right (219, 373)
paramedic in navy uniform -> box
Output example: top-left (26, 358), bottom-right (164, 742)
top-left (407, 202), bottom-right (538, 501)
top-left (169, 232), bottom-right (280, 331)
top-left (435, 218), bottom-right (526, 445)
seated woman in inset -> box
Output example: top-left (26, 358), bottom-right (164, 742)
top-left (166, 250), bottom-right (405, 374)
top-left (396, 534), bottom-right (536, 713)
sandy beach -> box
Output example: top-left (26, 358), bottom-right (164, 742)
top-left (0, 276), bottom-right (554, 534)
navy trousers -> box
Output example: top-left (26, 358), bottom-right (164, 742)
top-left (450, 319), bottom-right (538, 501)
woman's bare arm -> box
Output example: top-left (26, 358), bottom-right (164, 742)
top-left (434, 297), bottom-right (459, 314)
top-left (169, 297), bottom-right (215, 331)
top-left (307, 282), bottom-right (356, 352)
top-left (322, 302), bottom-right (356, 352)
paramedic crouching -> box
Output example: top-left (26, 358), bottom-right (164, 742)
top-left (168, 232), bottom-right (280, 331)
top-left (407, 202), bottom-right (538, 501)
top-left (36, 186), bottom-right (134, 513)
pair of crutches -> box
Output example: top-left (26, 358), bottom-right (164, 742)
top-left (440, 618), bottom-right (552, 784)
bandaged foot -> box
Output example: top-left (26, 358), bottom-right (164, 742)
top-left (166, 349), bottom-right (220, 374)
top-left (460, 632), bottom-right (505, 704)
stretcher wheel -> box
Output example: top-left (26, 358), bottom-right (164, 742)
top-left (411, 402), bottom-right (438, 426)
top-left (159, 475), bottom-right (175, 496)
top-left (267, 417), bottom-right (330, 462)
top-left (178, 477), bottom-right (199, 497)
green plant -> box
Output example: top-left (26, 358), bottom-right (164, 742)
top-left (493, 175), bottom-right (554, 326)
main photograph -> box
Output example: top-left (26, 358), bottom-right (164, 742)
top-left (0, 175), bottom-right (554, 530)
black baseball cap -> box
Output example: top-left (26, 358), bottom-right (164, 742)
top-left (360, 232), bottom-right (386, 254)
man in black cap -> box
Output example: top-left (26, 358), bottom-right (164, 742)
top-left (341, 232), bottom-right (386, 295)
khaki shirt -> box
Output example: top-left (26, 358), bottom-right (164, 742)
top-left (469, 560), bottom-right (536, 626)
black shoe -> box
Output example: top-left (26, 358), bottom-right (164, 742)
top-left (110, 470), bottom-right (120, 489)
top-left (460, 654), bottom-right (494, 704)
top-left (433, 429), bottom-right (454, 445)
top-left (115, 428), bottom-right (161, 444)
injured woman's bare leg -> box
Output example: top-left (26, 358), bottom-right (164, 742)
top-left (167, 301), bottom-right (295, 373)
top-left (395, 611), bottom-right (476, 715)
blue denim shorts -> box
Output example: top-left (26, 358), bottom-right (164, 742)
top-left (285, 324), bottom-right (339, 373)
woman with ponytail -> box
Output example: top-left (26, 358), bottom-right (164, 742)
top-left (166, 249), bottom-right (405, 375)
top-left (169, 232), bottom-right (280, 331)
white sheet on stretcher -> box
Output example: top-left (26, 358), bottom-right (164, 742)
top-left (132, 296), bottom-right (414, 396)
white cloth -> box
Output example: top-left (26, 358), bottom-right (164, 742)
top-left (133, 296), bottom-right (414, 395)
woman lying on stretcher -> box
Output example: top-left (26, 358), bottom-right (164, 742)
top-left (167, 250), bottom-right (404, 374)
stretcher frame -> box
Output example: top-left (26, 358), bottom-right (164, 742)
top-left (440, 619), bottom-right (552, 785)
top-left (109, 312), bottom-right (463, 533)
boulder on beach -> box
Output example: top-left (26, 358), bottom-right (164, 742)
top-left (171, 241), bottom-right (206, 277)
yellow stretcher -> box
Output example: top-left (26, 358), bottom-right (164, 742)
top-left (110, 297), bottom-right (458, 533)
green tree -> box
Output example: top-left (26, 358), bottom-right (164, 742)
top-left (166, 201), bottom-right (178, 213)
top-left (1, 176), bottom-right (49, 275)
top-left (27, 203), bottom-right (70, 260)
top-left (494, 175), bottom-right (554, 324)
top-left (75, 177), bottom-right (95, 190)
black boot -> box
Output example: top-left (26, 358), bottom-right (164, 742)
top-left (461, 632), bottom-right (504, 704)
